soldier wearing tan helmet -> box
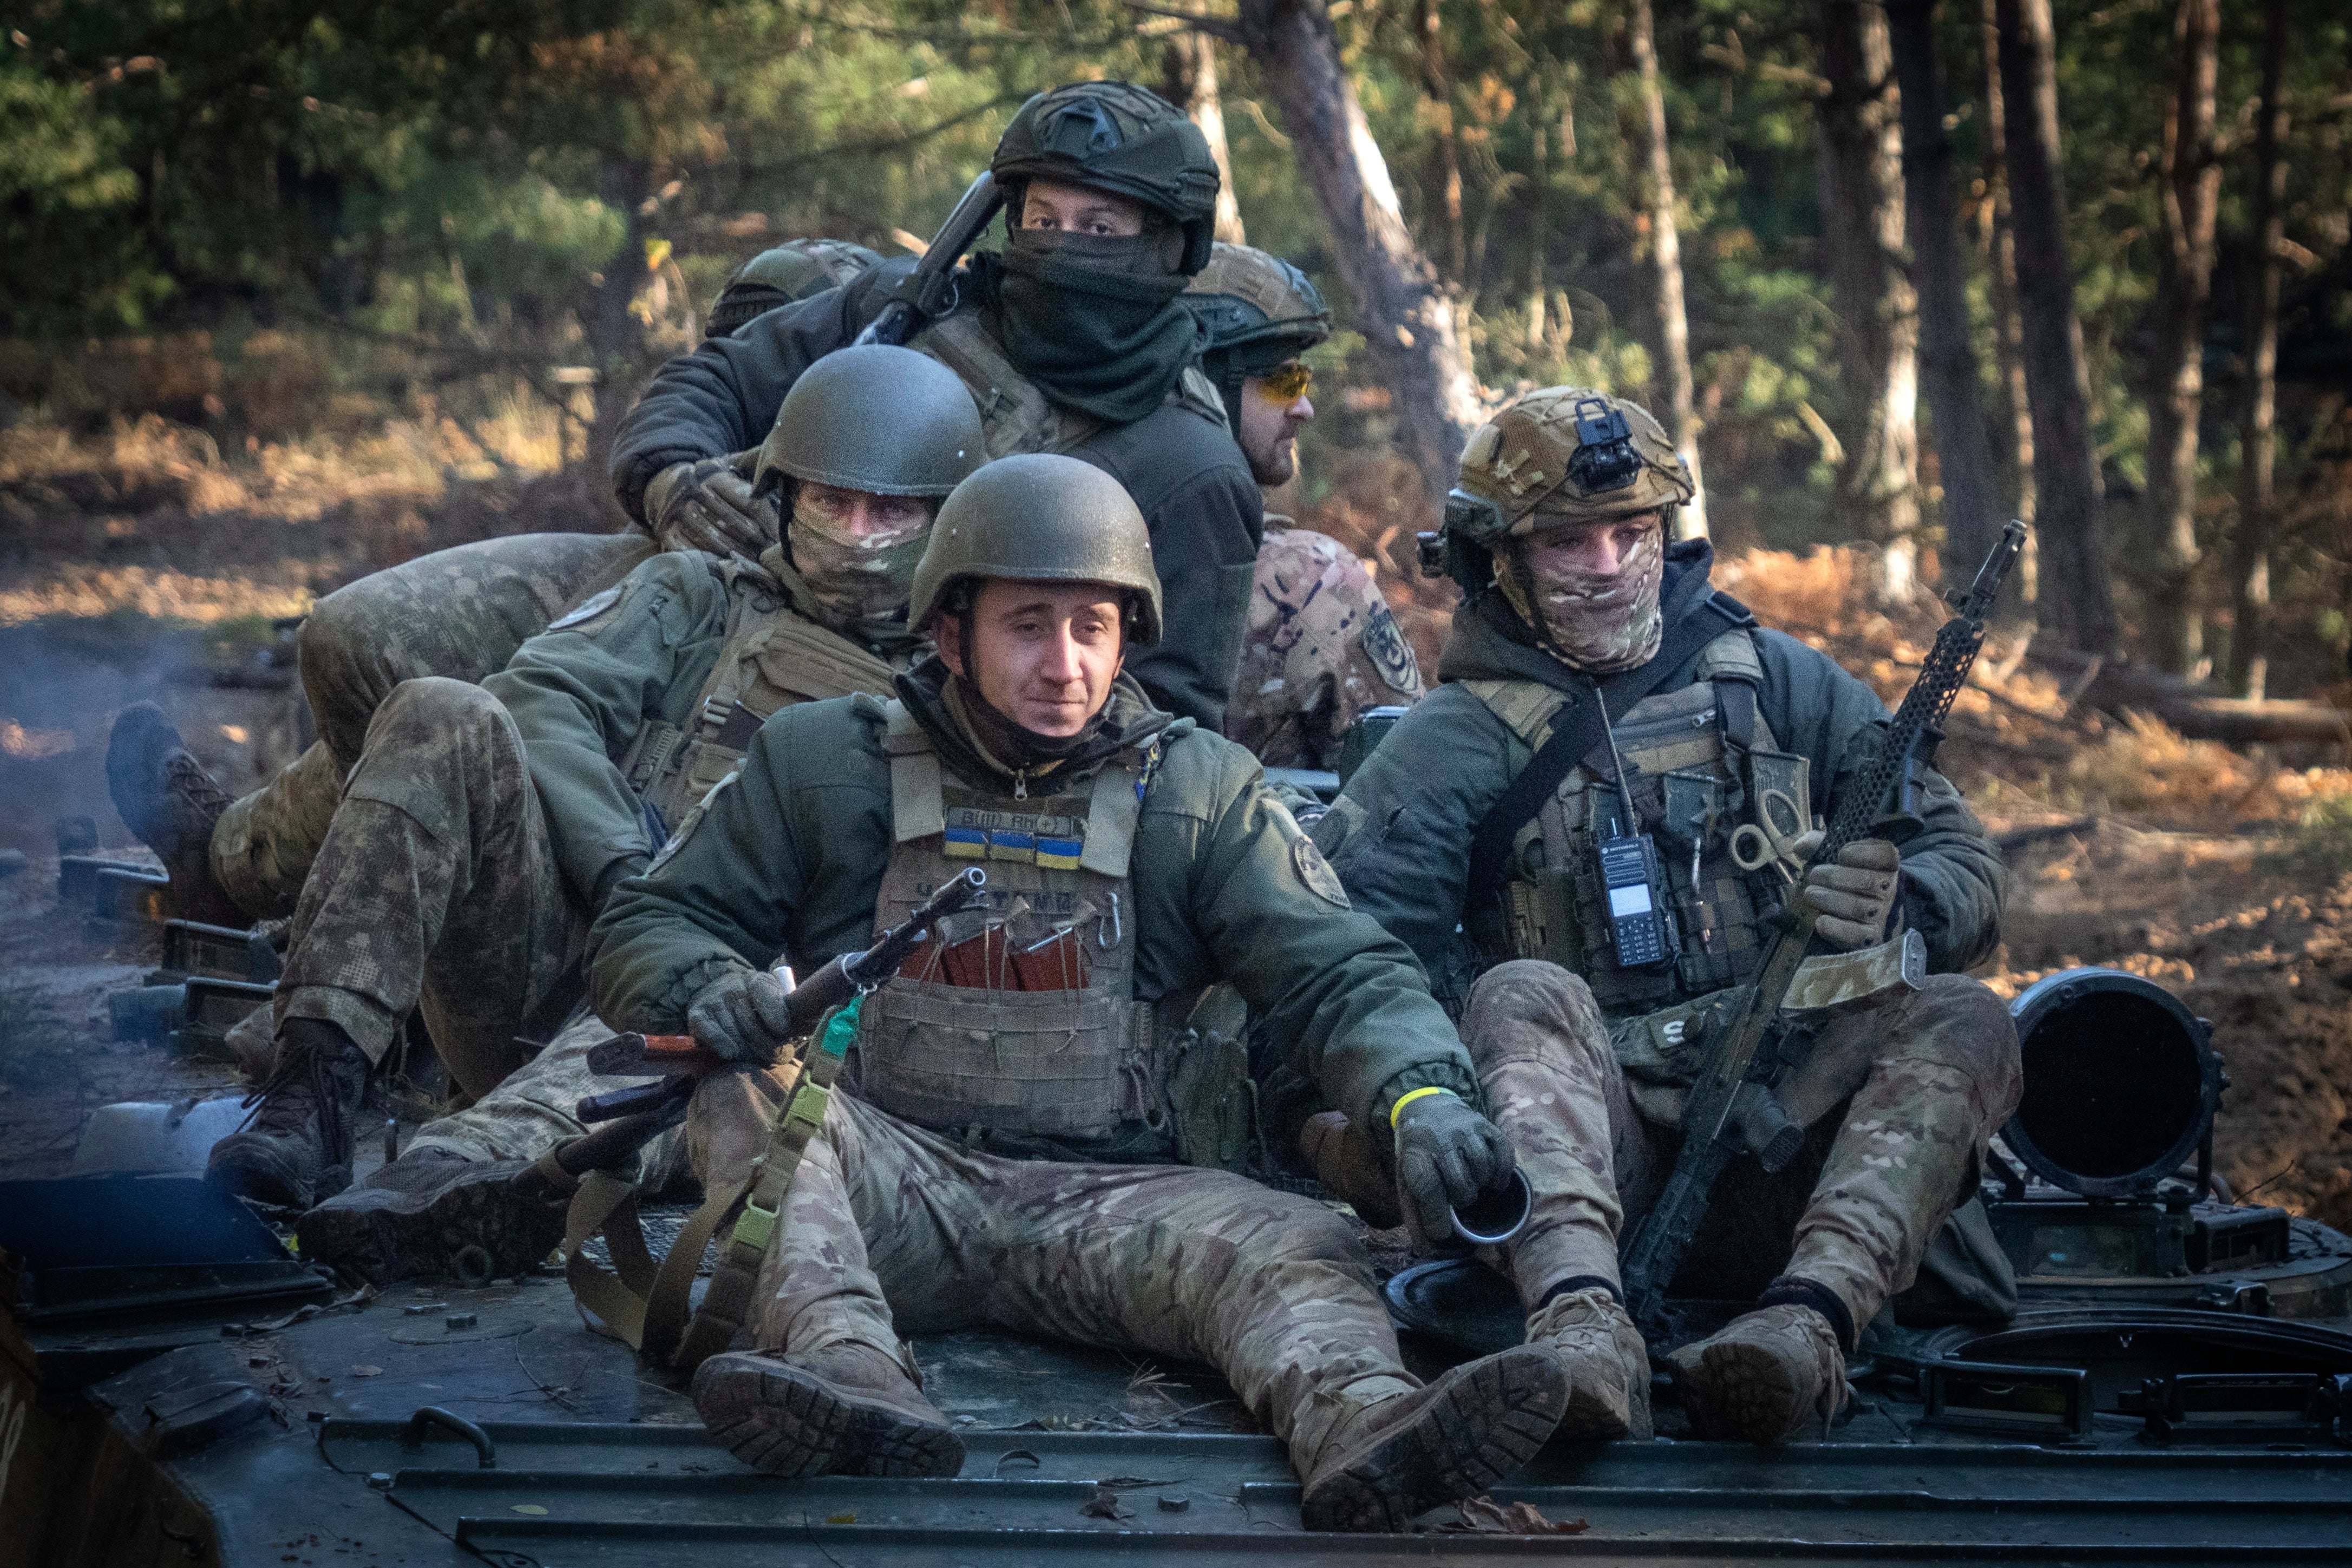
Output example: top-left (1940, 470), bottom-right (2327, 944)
top-left (1307, 386), bottom-right (2018, 1446)
top-left (589, 452), bottom-right (1574, 1531)
top-left (184, 348), bottom-right (981, 1287)
top-left (1185, 243), bottom-right (1425, 769)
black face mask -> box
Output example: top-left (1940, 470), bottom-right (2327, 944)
top-left (969, 227), bottom-right (1203, 426)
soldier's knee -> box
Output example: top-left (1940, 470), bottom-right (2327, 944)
top-left (1892, 973), bottom-right (2022, 1107)
top-left (1460, 959), bottom-right (1609, 1070)
top-left (365, 678), bottom-right (515, 759)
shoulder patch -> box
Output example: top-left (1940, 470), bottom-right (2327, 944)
top-left (1361, 602), bottom-right (1421, 695)
top-left (648, 763), bottom-right (739, 872)
top-left (547, 585), bottom-right (623, 633)
top-left (1291, 837), bottom-right (1351, 909)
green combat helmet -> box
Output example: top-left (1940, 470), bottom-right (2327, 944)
top-left (754, 344), bottom-right (986, 503)
top-left (991, 82), bottom-right (1222, 272)
top-left (1186, 242), bottom-right (1333, 432)
top-left (1429, 386), bottom-right (1693, 597)
top-left (910, 453), bottom-right (1164, 645)
top-left (706, 238), bottom-right (886, 338)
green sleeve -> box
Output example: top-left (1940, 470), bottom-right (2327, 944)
top-left (481, 553), bottom-right (729, 909)
top-left (1134, 731), bottom-right (1479, 1134)
top-left (587, 698), bottom-right (893, 1029)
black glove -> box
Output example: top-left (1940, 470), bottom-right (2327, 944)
top-left (1393, 1091), bottom-right (1518, 1246)
top-left (1795, 834), bottom-right (1903, 951)
top-left (644, 455), bottom-right (776, 558)
top-left (685, 969), bottom-right (796, 1065)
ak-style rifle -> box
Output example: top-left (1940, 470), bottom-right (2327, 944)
top-left (1619, 521), bottom-right (2028, 1340)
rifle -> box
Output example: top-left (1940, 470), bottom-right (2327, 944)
top-left (852, 172), bottom-right (1004, 348)
top-left (1618, 521), bottom-right (2027, 1340)
top-left (572, 867), bottom-right (988, 1132)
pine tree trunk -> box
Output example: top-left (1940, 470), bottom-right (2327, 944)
top-left (1819, 0), bottom-right (1922, 602)
top-left (1236, 0), bottom-right (1483, 505)
top-left (1980, 0), bottom-right (2037, 603)
top-left (2229, 0), bottom-right (2289, 700)
top-left (1161, 34), bottom-right (1249, 246)
top-left (1627, 0), bottom-right (1710, 540)
top-left (1993, 0), bottom-right (2119, 654)
top-left (586, 156), bottom-right (652, 526)
top-left (1886, 0), bottom-right (2000, 581)
top-left (1414, 0), bottom-right (1469, 281)
top-left (2145, 0), bottom-right (2222, 675)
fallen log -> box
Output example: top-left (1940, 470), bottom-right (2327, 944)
top-left (2026, 648), bottom-right (2351, 749)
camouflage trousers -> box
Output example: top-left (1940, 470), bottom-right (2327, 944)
top-left (683, 1075), bottom-right (1423, 1472)
top-left (213, 531), bottom-right (654, 918)
top-left (1464, 959), bottom-right (2023, 1331)
top-left (404, 1007), bottom-right (685, 1182)
top-left (1223, 527), bottom-right (1424, 771)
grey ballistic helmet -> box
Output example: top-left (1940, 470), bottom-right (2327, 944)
top-left (909, 453), bottom-right (1163, 645)
top-left (755, 344), bottom-right (985, 502)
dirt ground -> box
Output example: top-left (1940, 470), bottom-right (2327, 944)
top-left (4, 423), bottom-right (2350, 1232)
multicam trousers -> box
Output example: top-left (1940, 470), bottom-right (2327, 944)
top-left (212, 531), bottom-right (654, 917)
top-left (683, 1075), bottom-right (1424, 1472)
top-left (1223, 528), bottom-right (1424, 771)
top-left (1464, 959), bottom-right (2023, 1331)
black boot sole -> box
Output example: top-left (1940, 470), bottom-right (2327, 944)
top-left (692, 1352), bottom-right (966, 1480)
top-left (297, 1161), bottom-right (561, 1287)
top-left (1300, 1344), bottom-right (1569, 1533)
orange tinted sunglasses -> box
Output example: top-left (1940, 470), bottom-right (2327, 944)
top-left (1254, 363), bottom-right (1315, 404)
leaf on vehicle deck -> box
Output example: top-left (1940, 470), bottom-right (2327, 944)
top-left (1079, 1484), bottom-right (1136, 1520)
top-left (1442, 1497), bottom-right (1590, 1534)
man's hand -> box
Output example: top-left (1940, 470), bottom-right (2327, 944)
top-left (1393, 1091), bottom-right (1518, 1245)
top-left (644, 455), bottom-right (776, 558)
top-left (685, 969), bottom-right (796, 1065)
top-left (1795, 834), bottom-right (1903, 951)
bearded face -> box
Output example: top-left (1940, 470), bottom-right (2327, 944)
top-left (787, 483), bottom-right (936, 627)
top-left (1511, 510), bottom-right (1668, 674)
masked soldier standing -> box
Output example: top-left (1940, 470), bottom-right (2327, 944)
top-left (196, 349), bottom-right (981, 1274)
top-left (615, 81), bottom-right (1263, 733)
top-left (1184, 242), bottom-right (1424, 769)
top-left (1312, 387), bottom-right (2020, 1445)
top-left (589, 453), bottom-right (1569, 1531)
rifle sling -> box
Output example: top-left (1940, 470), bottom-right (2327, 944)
top-left (1466, 589), bottom-right (1753, 903)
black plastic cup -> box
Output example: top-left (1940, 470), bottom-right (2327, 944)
top-left (1450, 1169), bottom-right (1532, 1246)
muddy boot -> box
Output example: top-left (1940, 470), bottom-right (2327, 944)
top-left (1668, 1301), bottom-right (1846, 1445)
top-left (296, 1149), bottom-right (569, 1288)
top-left (104, 701), bottom-right (243, 926)
top-left (1525, 1285), bottom-right (1653, 1442)
top-left (205, 1018), bottom-right (371, 1210)
top-left (692, 1341), bottom-right (965, 1480)
top-left (1298, 1345), bottom-right (1568, 1533)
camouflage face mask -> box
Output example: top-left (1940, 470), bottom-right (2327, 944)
top-left (1523, 519), bottom-right (1666, 674)
top-left (788, 491), bottom-right (933, 627)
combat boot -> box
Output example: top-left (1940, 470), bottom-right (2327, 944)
top-left (206, 1017), bottom-right (371, 1210)
top-left (104, 702), bottom-right (244, 926)
top-left (1668, 1301), bottom-right (1846, 1444)
top-left (297, 1148), bottom-right (572, 1288)
top-left (1525, 1284), bottom-right (1653, 1441)
top-left (1297, 1344), bottom-right (1568, 1532)
top-left (692, 1341), bottom-right (965, 1479)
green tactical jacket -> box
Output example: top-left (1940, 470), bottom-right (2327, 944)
top-left (587, 660), bottom-right (1479, 1150)
top-left (1314, 543), bottom-right (2004, 1011)
top-left (482, 547), bottom-right (918, 913)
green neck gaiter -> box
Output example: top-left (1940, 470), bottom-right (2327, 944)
top-left (971, 228), bottom-right (1203, 426)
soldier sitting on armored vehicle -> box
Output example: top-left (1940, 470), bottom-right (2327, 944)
top-left (616, 81), bottom-right (1267, 735)
top-left (1310, 386), bottom-right (2023, 1445)
top-left (162, 349), bottom-right (985, 1283)
top-left (587, 453), bottom-right (1571, 1532)
top-left (1185, 242), bottom-right (1425, 769)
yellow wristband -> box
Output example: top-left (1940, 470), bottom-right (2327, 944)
top-left (1389, 1086), bottom-right (1456, 1130)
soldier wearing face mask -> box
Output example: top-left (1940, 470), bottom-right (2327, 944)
top-left (1309, 388), bottom-right (2018, 1448)
top-left (615, 81), bottom-right (1265, 734)
top-left (196, 348), bottom-right (983, 1287)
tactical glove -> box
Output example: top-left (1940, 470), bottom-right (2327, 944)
top-left (1794, 834), bottom-right (1903, 951)
top-left (644, 455), bottom-right (776, 559)
top-left (1393, 1090), bottom-right (1518, 1247)
top-left (685, 968), bottom-right (796, 1066)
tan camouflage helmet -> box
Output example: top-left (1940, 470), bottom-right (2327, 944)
top-left (1447, 386), bottom-right (1693, 542)
top-left (910, 454), bottom-right (1163, 645)
top-left (1185, 243), bottom-right (1332, 364)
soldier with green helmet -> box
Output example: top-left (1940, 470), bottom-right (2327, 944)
top-left (192, 347), bottom-right (982, 1284)
top-left (591, 452), bottom-right (1571, 1531)
top-left (705, 238), bottom-right (885, 340)
top-left (1309, 386), bottom-right (2020, 1445)
top-left (615, 81), bottom-right (1267, 733)
top-left (1184, 242), bottom-right (1426, 767)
